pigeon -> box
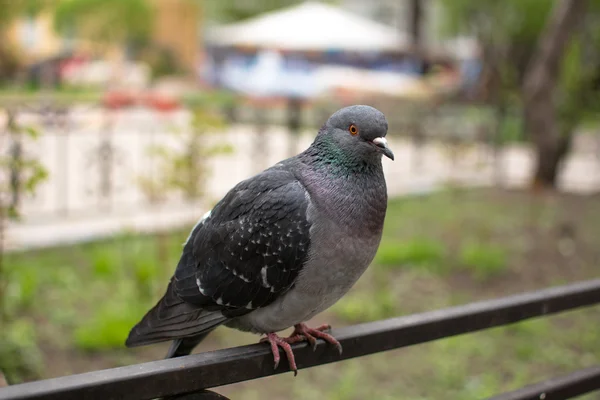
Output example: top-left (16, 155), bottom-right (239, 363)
top-left (126, 105), bottom-right (393, 374)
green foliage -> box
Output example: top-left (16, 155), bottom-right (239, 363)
top-left (131, 254), bottom-right (164, 299)
top-left (376, 237), bottom-right (507, 281)
top-left (498, 111), bottom-right (525, 143)
top-left (0, 319), bottom-right (44, 384)
top-left (5, 268), bottom-right (40, 316)
top-left (205, 0), bottom-right (306, 23)
top-left (558, 22), bottom-right (600, 130)
top-left (54, 0), bottom-right (154, 44)
top-left (325, 363), bottom-right (361, 400)
top-left (1, 120), bottom-right (49, 219)
top-left (439, 0), bottom-right (600, 137)
top-left (439, 0), bottom-right (551, 46)
top-left (74, 300), bottom-right (145, 351)
top-left (181, 91), bottom-right (238, 111)
top-left (375, 238), bottom-right (447, 272)
top-left (91, 247), bottom-right (119, 279)
top-left (0, 122), bottom-right (48, 218)
top-left (0, 0), bottom-right (55, 28)
top-left (332, 287), bottom-right (396, 323)
top-left (2, 232), bottom-right (189, 353)
top-left (134, 44), bottom-right (180, 78)
top-left (69, 235), bottom-right (177, 351)
top-left (0, 112), bottom-right (49, 357)
top-left (0, 117), bottom-right (48, 383)
top-left (458, 241), bottom-right (508, 280)
top-left (4, 189), bottom-right (600, 396)
top-left (439, 0), bottom-right (552, 108)
top-left (138, 107), bottom-right (232, 203)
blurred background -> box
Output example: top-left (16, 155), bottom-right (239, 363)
top-left (0, 0), bottom-right (599, 398)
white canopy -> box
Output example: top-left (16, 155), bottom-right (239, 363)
top-left (207, 2), bottom-right (409, 52)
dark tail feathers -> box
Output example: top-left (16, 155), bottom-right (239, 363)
top-left (125, 282), bottom-right (228, 349)
top-left (165, 331), bottom-right (213, 358)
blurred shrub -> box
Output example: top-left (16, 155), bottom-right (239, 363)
top-left (375, 239), bottom-right (448, 273)
top-left (134, 43), bottom-right (180, 78)
top-left (5, 269), bottom-right (39, 315)
top-left (91, 247), bottom-right (120, 279)
top-left (459, 241), bottom-right (508, 281)
top-left (54, 0), bottom-right (153, 46)
top-left (0, 319), bottom-right (44, 384)
top-left (0, 117), bottom-right (48, 383)
top-left (498, 112), bottom-right (526, 143)
top-left (74, 300), bottom-right (144, 351)
top-left (71, 232), bottom-right (190, 351)
top-left (138, 106), bottom-right (232, 204)
top-left (181, 91), bottom-right (238, 111)
top-left (132, 256), bottom-right (162, 299)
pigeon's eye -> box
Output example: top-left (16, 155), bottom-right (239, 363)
top-left (349, 124), bottom-right (358, 135)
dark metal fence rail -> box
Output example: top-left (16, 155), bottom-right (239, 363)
top-left (487, 365), bottom-right (600, 400)
top-left (0, 279), bottom-right (599, 400)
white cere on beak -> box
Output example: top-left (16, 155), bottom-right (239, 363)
top-left (372, 137), bottom-right (388, 146)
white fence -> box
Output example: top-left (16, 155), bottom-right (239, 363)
top-left (2, 106), bottom-right (599, 250)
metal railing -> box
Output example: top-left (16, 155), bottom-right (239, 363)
top-left (1, 279), bottom-right (599, 400)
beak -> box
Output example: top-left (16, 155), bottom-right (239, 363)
top-left (372, 137), bottom-right (394, 161)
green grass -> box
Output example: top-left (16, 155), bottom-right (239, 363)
top-left (376, 238), bottom-right (447, 272)
top-left (4, 233), bottom-right (186, 361)
top-left (332, 285), bottom-right (396, 323)
top-left (2, 232), bottom-right (187, 382)
top-left (458, 241), bottom-right (508, 280)
top-left (2, 188), bottom-right (600, 399)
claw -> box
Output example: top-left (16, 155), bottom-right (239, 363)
top-left (263, 333), bottom-right (297, 374)
top-left (305, 334), bottom-right (317, 351)
top-left (291, 323), bottom-right (342, 355)
top-left (260, 323), bottom-right (342, 376)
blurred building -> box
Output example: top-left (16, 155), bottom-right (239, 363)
top-left (150, 0), bottom-right (201, 73)
top-left (5, 0), bottom-right (202, 73)
top-left (5, 13), bottom-right (64, 63)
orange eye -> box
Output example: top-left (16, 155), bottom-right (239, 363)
top-left (349, 124), bottom-right (358, 135)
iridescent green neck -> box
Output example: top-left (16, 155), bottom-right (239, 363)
top-left (304, 134), bottom-right (372, 175)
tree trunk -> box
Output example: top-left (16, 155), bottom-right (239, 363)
top-left (407, 0), bottom-right (426, 73)
top-left (522, 0), bottom-right (587, 189)
top-left (533, 134), bottom-right (572, 189)
top-left (0, 40), bottom-right (21, 82)
top-left (408, 0), bottom-right (423, 49)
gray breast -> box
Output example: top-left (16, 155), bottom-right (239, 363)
top-left (228, 192), bottom-right (383, 334)
top-left (298, 199), bottom-right (382, 296)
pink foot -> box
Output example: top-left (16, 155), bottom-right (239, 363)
top-left (261, 333), bottom-right (299, 375)
top-left (288, 323), bottom-right (343, 354)
top-left (260, 323), bottom-right (342, 376)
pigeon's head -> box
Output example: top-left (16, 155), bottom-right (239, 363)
top-left (321, 105), bottom-right (394, 162)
